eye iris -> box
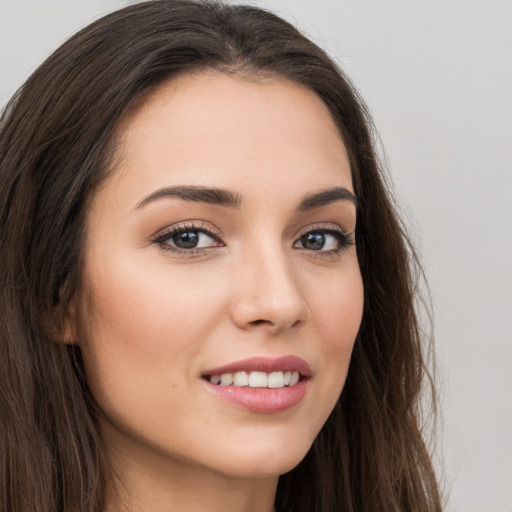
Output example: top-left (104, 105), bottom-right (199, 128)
top-left (302, 232), bottom-right (325, 250)
top-left (172, 231), bottom-right (199, 249)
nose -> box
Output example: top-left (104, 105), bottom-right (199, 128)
top-left (230, 245), bottom-right (309, 335)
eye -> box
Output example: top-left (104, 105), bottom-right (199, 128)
top-left (153, 223), bottom-right (223, 254)
top-left (169, 229), bottom-right (215, 249)
top-left (294, 227), bottom-right (354, 253)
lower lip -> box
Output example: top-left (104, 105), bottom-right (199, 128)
top-left (203, 379), bottom-right (309, 413)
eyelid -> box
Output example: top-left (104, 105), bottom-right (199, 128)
top-left (150, 220), bottom-right (354, 257)
top-left (150, 220), bottom-right (221, 240)
top-left (151, 221), bottom-right (224, 255)
top-left (293, 222), bottom-right (355, 253)
top-left (295, 222), bottom-right (352, 240)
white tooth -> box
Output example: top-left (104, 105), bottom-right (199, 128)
top-left (268, 371), bottom-right (285, 388)
top-left (210, 375), bottom-right (221, 385)
top-left (220, 373), bottom-right (233, 386)
top-left (289, 371), bottom-right (300, 386)
top-left (233, 371), bottom-right (249, 386)
top-left (283, 371), bottom-right (291, 386)
top-left (248, 371), bottom-right (268, 388)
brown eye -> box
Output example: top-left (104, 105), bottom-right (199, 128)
top-left (294, 228), bottom-right (354, 253)
top-left (172, 230), bottom-right (201, 249)
top-left (300, 232), bottom-right (326, 250)
top-left (154, 225), bottom-right (222, 253)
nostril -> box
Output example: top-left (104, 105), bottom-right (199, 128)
top-left (249, 319), bottom-right (273, 326)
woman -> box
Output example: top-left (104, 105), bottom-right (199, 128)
top-left (0, 1), bottom-right (442, 511)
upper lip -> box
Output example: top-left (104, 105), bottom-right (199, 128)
top-left (202, 356), bottom-right (312, 378)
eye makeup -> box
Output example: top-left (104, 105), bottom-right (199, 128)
top-left (151, 219), bottom-right (354, 260)
top-left (294, 225), bottom-right (355, 262)
top-left (152, 221), bottom-right (224, 256)
top-left (294, 223), bottom-right (354, 253)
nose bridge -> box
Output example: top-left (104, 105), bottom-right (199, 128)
top-left (231, 234), bottom-right (309, 332)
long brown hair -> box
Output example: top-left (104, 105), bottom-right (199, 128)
top-left (0, 1), bottom-right (442, 510)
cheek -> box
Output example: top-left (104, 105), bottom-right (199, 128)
top-left (84, 254), bottom-right (222, 346)
top-left (312, 265), bottom-right (364, 348)
top-left (307, 264), bottom-right (363, 401)
top-left (77, 256), bottom-right (227, 406)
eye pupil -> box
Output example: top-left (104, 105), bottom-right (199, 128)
top-left (172, 231), bottom-right (199, 248)
top-left (301, 232), bottom-right (325, 250)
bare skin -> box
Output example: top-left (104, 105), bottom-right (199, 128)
top-left (73, 72), bottom-right (364, 512)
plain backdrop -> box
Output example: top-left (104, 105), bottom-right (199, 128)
top-left (0, 1), bottom-right (510, 511)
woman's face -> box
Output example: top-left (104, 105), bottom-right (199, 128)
top-left (78, 72), bottom-right (364, 482)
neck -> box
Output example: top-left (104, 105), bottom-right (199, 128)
top-left (102, 424), bottom-right (278, 512)
top-left (107, 468), bottom-right (278, 512)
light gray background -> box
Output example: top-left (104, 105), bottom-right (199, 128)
top-left (0, 1), bottom-right (510, 511)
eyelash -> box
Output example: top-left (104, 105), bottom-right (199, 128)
top-left (152, 222), bottom-right (354, 258)
top-left (152, 222), bottom-right (223, 256)
top-left (294, 224), bottom-right (355, 259)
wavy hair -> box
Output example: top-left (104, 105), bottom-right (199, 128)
top-left (0, 1), bottom-right (442, 510)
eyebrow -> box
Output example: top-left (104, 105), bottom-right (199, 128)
top-left (135, 185), bottom-right (242, 210)
top-left (296, 187), bottom-right (357, 211)
top-left (134, 185), bottom-right (356, 211)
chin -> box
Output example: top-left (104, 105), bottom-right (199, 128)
top-left (206, 434), bottom-right (314, 479)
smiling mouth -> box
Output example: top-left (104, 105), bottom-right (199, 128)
top-left (201, 356), bottom-right (311, 413)
top-left (202, 355), bottom-right (311, 390)
top-left (204, 370), bottom-right (301, 388)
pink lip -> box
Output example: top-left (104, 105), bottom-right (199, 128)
top-left (201, 356), bottom-right (311, 414)
top-left (202, 356), bottom-right (312, 378)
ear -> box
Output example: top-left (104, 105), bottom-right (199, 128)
top-left (43, 297), bottom-right (79, 345)
top-left (59, 315), bottom-right (78, 345)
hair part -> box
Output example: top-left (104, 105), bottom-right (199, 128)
top-left (0, 1), bottom-right (442, 511)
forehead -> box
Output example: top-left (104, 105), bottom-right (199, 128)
top-left (100, 71), bottom-right (353, 209)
